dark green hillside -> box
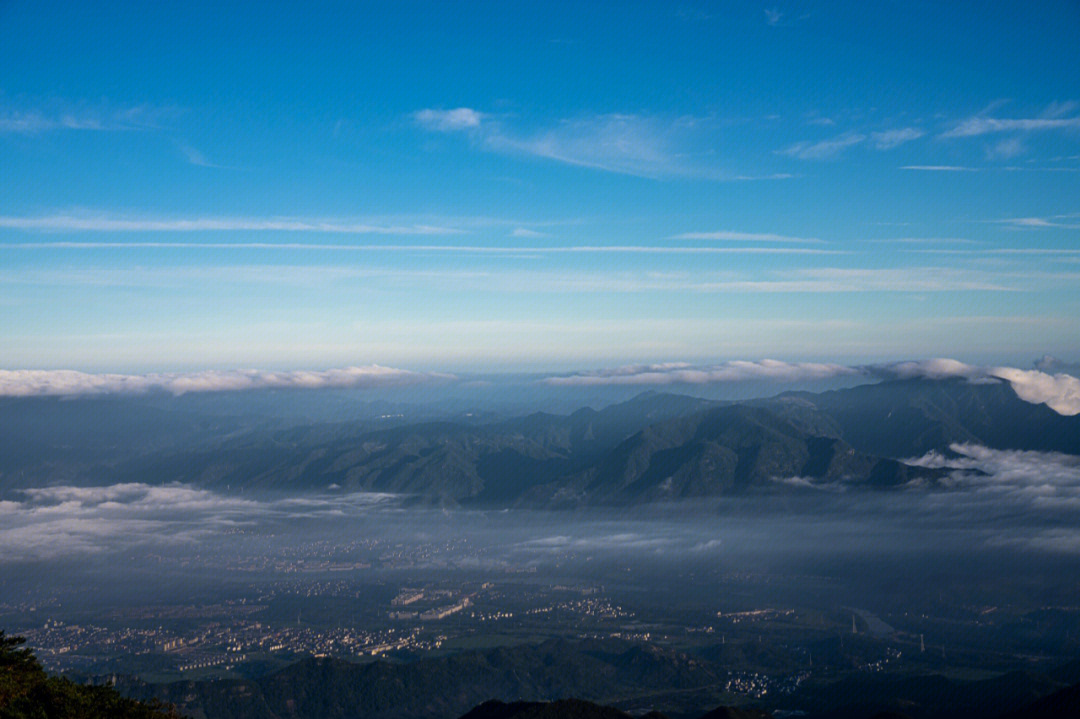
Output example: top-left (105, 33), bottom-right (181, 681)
top-left (0, 632), bottom-right (180, 719)
top-left (111, 389), bottom-right (947, 505)
top-left (527, 404), bottom-right (939, 505)
top-left (5, 378), bottom-right (1075, 505)
top-left (121, 640), bottom-right (724, 719)
top-left (458, 698), bottom-right (637, 719)
top-left (765, 378), bottom-right (1080, 458)
top-left (997, 680), bottom-right (1080, 719)
top-left (109, 392), bottom-right (722, 503)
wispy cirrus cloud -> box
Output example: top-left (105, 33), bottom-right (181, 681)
top-left (870, 127), bottom-right (925, 149)
top-left (781, 127), bottom-right (924, 159)
top-left (778, 132), bottom-right (866, 160)
top-left (510, 227), bottom-right (548, 238)
top-left (413, 107), bottom-right (777, 179)
top-left (988, 137), bottom-right (1026, 159)
top-left (900, 165), bottom-right (981, 171)
top-left (993, 213), bottom-right (1080, 230)
top-left (868, 237), bottom-right (977, 245)
top-left (941, 108), bottom-right (1080, 138)
top-left (174, 141), bottom-right (236, 169)
top-left (413, 107), bottom-right (485, 131)
top-left (0, 213), bottom-right (464, 235)
top-left (0, 365), bottom-right (455, 398)
top-left (668, 230), bottom-right (821, 243)
top-left (0, 101), bottom-right (169, 134)
top-left (0, 240), bottom-right (838, 256)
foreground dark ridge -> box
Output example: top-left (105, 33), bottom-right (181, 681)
top-left (458, 698), bottom-right (771, 719)
top-left (0, 631), bottom-right (179, 719)
top-left (109, 638), bottom-right (1080, 719)
top-left (6, 631), bottom-right (1079, 719)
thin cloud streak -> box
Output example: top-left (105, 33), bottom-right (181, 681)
top-left (0, 102), bottom-right (166, 134)
top-left (941, 115), bottom-right (1080, 138)
top-left (0, 215), bottom-right (464, 235)
top-left (993, 214), bottom-right (1080, 230)
top-left (0, 241), bottom-right (839, 255)
top-left (900, 165), bottom-right (981, 171)
top-left (542, 359), bottom-right (860, 387)
top-left (668, 231), bottom-right (821, 243)
top-left (870, 127), bottom-right (925, 149)
top-left (779, 133), bottom-right (865, 160)
top-left (413, 107), bottom-right (484, 131)
top-left (413, 108), bottom-right (775, 180)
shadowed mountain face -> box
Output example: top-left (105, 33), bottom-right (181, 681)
top-left (997, 680), bottom-right (1080, 719)
top-left (106, 398), bottom-right (936, 506)
top-left (760, 378), bottom-right (1080, 458)
top-left (519, 404), bottom-right (932, 507)
top-left (2, 378), bottom-right (1077, 505)
top-left (790, 668), bottom-right (1066, 719)
top-left (459, 699), bottom-right (642, 719)
top-left (104, 392), bottom-right (721, 502)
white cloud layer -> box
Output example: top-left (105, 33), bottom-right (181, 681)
top-left (868, 359), bottom-right (1080, 415)
top-left (875, 357), bottom-right (988, 381)
top-left (544, 358), bottom-right (1080, 416)
top-left (1, 358), bottom-right (1076, 415)
top-left (542, 359), bottom-right (861, 387)
top-left (0, 483), bottom-right (399, 562)
top-left (990, 367), bottom-right (1080, 415)
top-left (0, 365), bottom-right (455, 398)
top-left (907, 444), bottom-right (1080, 526)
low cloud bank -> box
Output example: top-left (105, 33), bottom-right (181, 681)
top-left (541, 359), bottom-right (860, 387)
top-left (0, 483), bottom-right (398, 562)
top-left (0, 365), bottom-right (455, 398)
top-left (543, 357), bottom-right (1080, 416)
top-left (873, 359), bottom-right (1080, 416)
top-left (989, 367), bottom-right (1080, 416)
top-left (5, 443), bottom-right (1080, 564)
top-left (908, 443), bottom-right (1080, 521)
top-left (2, 357), bottom-right (1077, 415)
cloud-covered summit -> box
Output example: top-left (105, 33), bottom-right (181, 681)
top-left (870, 359), bottom-right (1080, 415)
top-left (0, 365), bottom-right (455, 398)
top-left (543, 357), bottom-right (1080, 416)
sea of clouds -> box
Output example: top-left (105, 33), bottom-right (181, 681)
top-left (3, 443), bottom-right (1080, 566)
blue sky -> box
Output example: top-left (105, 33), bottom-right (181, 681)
top-left (1, 1), bottom-right (1079, 373)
